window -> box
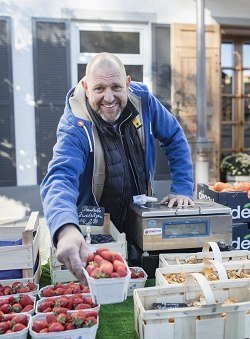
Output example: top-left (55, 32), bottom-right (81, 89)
top-left (71, 22), bottom-right (150, 86)
top-left (221, 31), bottom-right (250, 157)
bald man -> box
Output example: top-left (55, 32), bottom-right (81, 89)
top-left (41, 52), bottom-right (194, 281)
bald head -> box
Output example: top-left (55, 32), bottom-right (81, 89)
top-left (85, 52), bottom-right (127, 82)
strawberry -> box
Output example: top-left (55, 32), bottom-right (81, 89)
top-left (54, 287), bottom-right (66, 296)
top-left (116, 266), bottom-right (127, 277)
top-left (40, 328), bottom-right (49, 333)
top-left (2, 314), bottom-right (13, 321)
top-left (21, 305), bottom-right (33, 312)
top-left (65, 322), bottom-right (75, 330)
top-left (72, 284), bottom-right (81, 294)
top-left (54, 297), bottom-right (69, 308)
top-left (56, 313), bottom-right (67, 324)
top-left (87, 252), bottom-right (95, 263)
top-left (42, 288), bottom-right (55, 297)
top-left (32, 320), bottom-right (48, 333)
top-left (18, 287), bottom-right (30, 293)
top-left (84, 310), bottom-right (98, 318)
top-left (12, 303), bottom-right (22, 313)
top-left (0, 322), bottom-right (10, 334)
top-left (1, 304), bottom-right (12, 314)
top-left (86, 316), bottom-right (97, 326)
top-left (38, 300), bottom-right (54, 312)
top-left (75, 303), bottom-right (91, 310)
top-left (48, 322), bottom-right (64, 332)
top-left (71, 312), bottom-right (85, 328)
top-left (46, 314), bottom-right (57, 324)
top-left (99, 261), bottom-right (113, 276)
top-left (90, 267), bottom-right (103, 279)
top-left (13, 323), bottom-right (26, 332)
top-left (99, 250), bottom-right (113, 262)
top-left (19, 294), bottom-right (33, 307)
top-left (63, 288), bottom-right (73, 295)
top-left (95, 247), bottom-right (109, 256)
top-left (53, 307), bottom-right (68, 315)
top-left (11, 282), bottom-right (22, 290)
top-left (3, 287), bottom-right (11, 295)
top-left (0, 310), bottom-right (3, 321)
top-left (27, 282), bottom-right (36, 290)
top-left (113, 260), bottom-right (126, 272)
top-left (11, 314), bottom-right (28, 326)
top-left (86, 263), bottom-right (97, 275)
top-left (94, 254), bottom-right (106, 266)
top-left (110, 252), bottom-right (123, 262)
top-left (111, 272), bottom-right (120, 278)
top-left (130, 267), bottom-right (144, 278)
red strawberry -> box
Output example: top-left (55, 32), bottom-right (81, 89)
top-left (87, 252), bottom-right (95, 263)
top-left (21, 305), bottom-right (33, 312)
top-left (13, 323), bottom-right (26, 332)
top-left (95, 247), bottom-right (109, 256)
top-left (54, 297), bottom-right (69, 308)
top-left (0, 322), bottom-right (10, 334)
top-left (84, 310), bottom-right (98, 318)
top-left (18, 287), bottom-right (30, 293)
top-left (71, 312), bottom-right (85, 328)
top-left (38, 300), bottom-right (54, 312)
top-left (116, 266), bottom-right (127, 277)
top-left (48, 322), bottom-right (64, 332)
top-left (2, 314), bottom-right (13, 321)
top-left (56, 313), bottom-right (67, 324)
top-left (46, 314), bottom-right (57, 324)
top-left (12, 303), bottom-right (22, 313)
top-left (110, 252), bottom-right (123, 262)
top-left (11, 314), bottom-right (28, 326)
top-left (113, 260), bottom-right (126, 272)
top-left (99, 261), bottom-right (113, 276)
top-left (86, 316), bottom-right (97, 325)
top-left (19, 294), bottom-right (33, 307)
top-left (63, 288), bottom-right (73, 295)
top-left (3, 287), bottom-right (11, 295)
top-left (75, 303), bottom-right (91, 310)
top-left (40, 328), bottom-right (49, 333)
top-left (42, 288), bottom-right (55, 297)
top-left (65, 322), bottom-right (75, 330)
top-left (1, 304), bottom-right (12, 314)
top-left (32, 320), bottom-right (48, 333)
top-left (111, 272), bottom-right (120, 278)
top-left (90, 267), bottom-right (103, 279)
top-left (11, 282), bottom-right (22, 290)
top-left (130, 267), bottom-right (144, 278)
top-left (99, 250), bottom-right (114, 262)
top-left (54, 287), bottom-right (66, 296)
top-left (72, 284), bottom-right (81, 294)
top-left (53, 307), bottom-right (68, 315)
top-left (27, 282), bottom-right (36, 290)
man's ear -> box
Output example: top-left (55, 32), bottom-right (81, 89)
top-left (82, 80), bottom-right (88, 94)
top-left (126, 75), bottom-right (131, 88)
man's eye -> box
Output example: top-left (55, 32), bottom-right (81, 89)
top-left (94, 87), bottom-right (103, 92)
top-left (113, 85), bottom-right (122, 91)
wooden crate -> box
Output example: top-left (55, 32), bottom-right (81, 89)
top-left (50, 214), bottom-right (127, 283)
top-left (134, 274), bottom-right (250, 339)
top-left (0, 211), bottom-right (41, 284)
top-left (159, 241), bottom-right (250, 268)
top-left (156, 260), bottom-right (250, 286)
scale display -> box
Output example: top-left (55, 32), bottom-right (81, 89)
top-left (162, 219), bottom-right (210, 238)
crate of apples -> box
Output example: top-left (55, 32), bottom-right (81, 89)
top-left (83, 248), bottom-right (131, 305)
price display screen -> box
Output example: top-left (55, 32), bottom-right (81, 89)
top-left (162, 219), bottom-right (209, 238)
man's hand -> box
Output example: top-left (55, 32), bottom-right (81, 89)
top-left (56, 224), bottom-right (88, 282)
top-left (160, 194), bottom-right (194, 208)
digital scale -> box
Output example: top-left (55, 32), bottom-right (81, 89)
top-left (126, 199), bottom-right (232, 252)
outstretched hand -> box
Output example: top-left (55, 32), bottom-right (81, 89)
top-left (56, 224), bottom-right (89, 282)
top-left (160, 194), bottom-right (194, 208)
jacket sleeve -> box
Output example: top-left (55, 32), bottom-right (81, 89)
top-left (40, 118), bottom-right (90, 245)
top-left (148, 92), bottom-right (194, 198)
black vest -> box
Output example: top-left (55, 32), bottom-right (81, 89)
top-left (87, 100), bottom-right (147, 232)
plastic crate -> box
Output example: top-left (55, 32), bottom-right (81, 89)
top-left (50, 214), bottom-right (127, 283)
top-left (0, 313), bottom-right (31, 339)
top-left (0, 212), bottom-right (41, 283)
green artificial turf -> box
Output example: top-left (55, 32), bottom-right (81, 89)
top-left (40, 263), bottom-right (155, 339)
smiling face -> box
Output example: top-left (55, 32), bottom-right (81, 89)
top-left (82, 56), bottom-right (131, 123)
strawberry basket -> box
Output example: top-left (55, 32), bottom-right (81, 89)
top-left (29, 310), bottom-right (98, 339)
top-left (128, 267), bottom-right (148, 297)
top-left (0, 313), bottom-right (31, 339)
top-left (83, 257), bottom-right (131, 305)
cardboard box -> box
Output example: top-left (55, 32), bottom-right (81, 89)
top-left (232, 222), bottom-right (250, 250)
top-left (197, 183), bottom-right (250, 223)
top-left (0, 212), bottom-right (41, 283)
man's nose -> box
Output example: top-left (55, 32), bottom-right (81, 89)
top-left (104, 89), bottom-right (114, 102)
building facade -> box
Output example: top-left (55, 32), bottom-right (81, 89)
top-left (0, 0), bottom-right (250, 198)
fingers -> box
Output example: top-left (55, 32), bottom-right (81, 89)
top-left (160, 195), bottom-right (194, 208)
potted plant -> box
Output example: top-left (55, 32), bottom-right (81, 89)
top-left (220, 152), bottom-right (250, 182)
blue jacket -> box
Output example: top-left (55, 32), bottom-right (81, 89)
top-left (40, 81), bottom-right (194, 242)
